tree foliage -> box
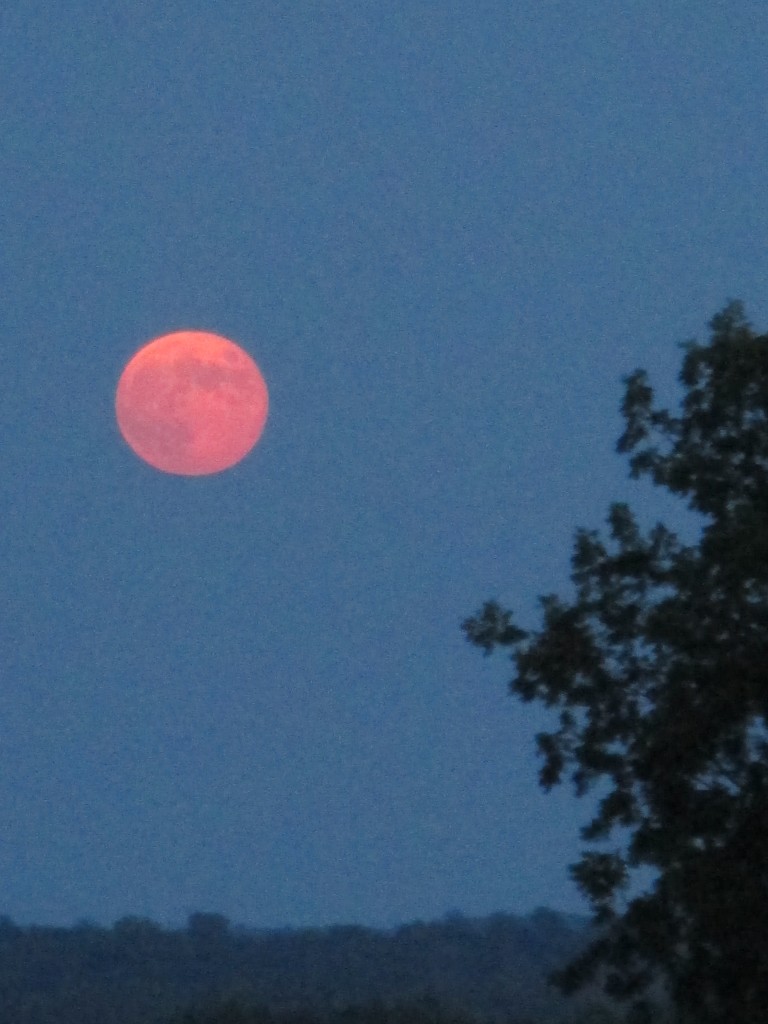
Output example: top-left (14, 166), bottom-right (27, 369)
top-left (0, 910), bottom-right (603, 1024)
top-left (463, 302), bottom-right (768, 1023)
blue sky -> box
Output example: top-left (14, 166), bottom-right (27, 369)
top-left (3, 1), bottom-right (768, 929)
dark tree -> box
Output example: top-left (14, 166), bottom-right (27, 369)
top-left (463, 302), bottom-right (768, 1023)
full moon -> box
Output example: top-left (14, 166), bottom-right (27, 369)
top-left (115, 331), bottom-right (269, 475)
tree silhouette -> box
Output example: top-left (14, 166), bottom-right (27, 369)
top-left (463, 302), bottom-right (768, 1023)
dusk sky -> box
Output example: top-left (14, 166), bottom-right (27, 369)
top-left (4, 2), bottom-right (768, 931)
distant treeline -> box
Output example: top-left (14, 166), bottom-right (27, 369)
top-left (0, 908), bottom-right (617, 1024)
top-left (170, 995), bottom-right (618, 1024)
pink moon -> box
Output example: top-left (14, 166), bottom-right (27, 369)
top-left (115, 331), bottom-right (269, 475)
